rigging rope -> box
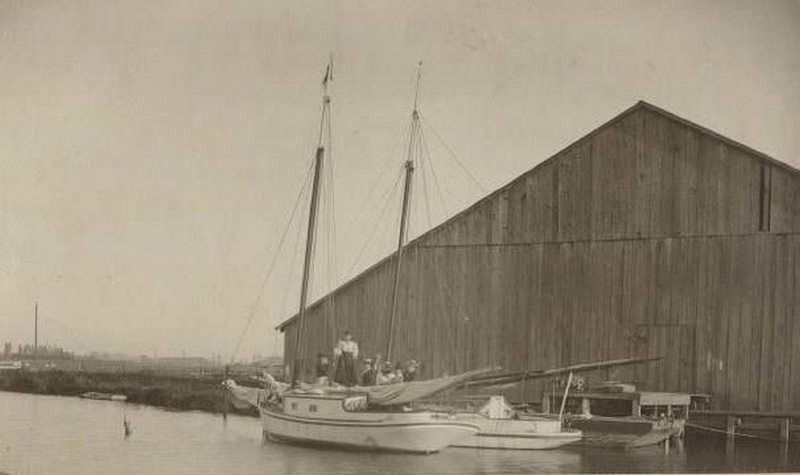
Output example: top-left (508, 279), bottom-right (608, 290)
top-left (229, 157), bottom-right (315, 363)
top-left (685, 421), bottom-right (798, 443)
top-left (323, 95), bottom-right (339, 341)
top-left (286, 174), bottom-right (315, 366)
top-left (418, 120), bottom-right (482, 374)
top-left (318, 104), bottom-right (338, 328)
top-left (346, 165), bottom-right (405, 276)
top-left (419, 126), bottom-right (452, 217)
top-left (338, 121), bottom-right (412, 242)
top-left (420, 114), bottom-right (488, 194)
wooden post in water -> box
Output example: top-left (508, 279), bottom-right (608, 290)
top-left (34, 302), bottom-right (38, 359)
top-left (779, 417), bottom-right (790, 442)
top-left (779, 422), bottom-right (789, 466)
top-left (726, 415), bottom-right (737, 439)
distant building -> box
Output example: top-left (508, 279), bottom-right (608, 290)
top-left (278, 101), bottom-right (800, 413)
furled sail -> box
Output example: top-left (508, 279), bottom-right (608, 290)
top-left (340, 368), bottom-right (494, 406)
top-left (223, 380), bottom-right (266, 409)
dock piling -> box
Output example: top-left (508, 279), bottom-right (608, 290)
top-left (779, 418), bottom-right (790, 442)
top-left (726, 416), bottom-right (737, 439)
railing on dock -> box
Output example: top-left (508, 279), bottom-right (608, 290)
top-left (689, 409), bottom-right (800, 443)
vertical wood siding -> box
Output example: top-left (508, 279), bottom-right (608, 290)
top-left (281, 103), bottom-right (800, 412)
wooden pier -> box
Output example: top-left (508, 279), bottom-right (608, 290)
top-left (689, 409), bottom-right (800, 443)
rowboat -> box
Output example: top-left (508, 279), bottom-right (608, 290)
top-left (449, 396), bottom-right (582, 450)
top-left (80, 392), bottom-right (127, 402)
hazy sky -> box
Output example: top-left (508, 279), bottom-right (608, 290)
top-left (1, 0), bottom-right (799, 359)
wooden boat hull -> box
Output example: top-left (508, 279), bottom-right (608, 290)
top-left (564, 416), bottom-right (684, 449)
top-left (260, 407), bottom-right (478, 454)
top-left (451, 415), bottom-right (582, 450)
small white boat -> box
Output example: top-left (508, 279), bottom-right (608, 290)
top-left (450, 396), bottom-right (582, 450)
top-left (80, 392), bottom-right (127, 402)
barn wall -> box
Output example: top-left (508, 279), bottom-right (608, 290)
top-left (281, 102), bottom-right (800, 412)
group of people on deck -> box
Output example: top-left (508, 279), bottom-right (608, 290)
top-left (312, 331), bottom-right (420, 387)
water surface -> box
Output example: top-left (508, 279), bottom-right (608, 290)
top-left (0, 391), bottom-right (797, 474)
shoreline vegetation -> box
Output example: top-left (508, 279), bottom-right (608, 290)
top-left (0, 369), bottom-right (259, 417)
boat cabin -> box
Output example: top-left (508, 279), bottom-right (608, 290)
top-left (542, 387), bottom-right (691, 420)
top-left (282, 392), bottom-right (368, 418)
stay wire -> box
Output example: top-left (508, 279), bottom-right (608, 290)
top-left (324, 100), bottom-right (338, 332)
top-left (347, 165), bottom-right (405, 276)
top-left (419, 126), bottom-right (452, 218)
top-left (417, 132), bottom-right (475, 329)
top-left (419, 114), bottom-right (487, 194)
top-left (684, 422), bottom-right (799, 443)
top-left (288, 188), bottom-right (315, 367)
top-left (230, 156), bottom-right (315, 363)
top-left (339, 120), bottom-right (413, 255)
top-left (417, 144), bottom-right (461, 362)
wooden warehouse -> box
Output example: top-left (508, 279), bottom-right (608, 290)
top-left (278, 101), bottom-right (800, 413)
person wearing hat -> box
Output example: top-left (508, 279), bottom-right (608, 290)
top-left (332, 330), bottom-right (359, 387)
top-left (403, 359), bottom-right (419, 382)
top-left (359, 358), bottom-right (376, 386)
top-left (376, 360), bottom-right (396, 385)
top-left (315, 353), bottom-right (331, 385)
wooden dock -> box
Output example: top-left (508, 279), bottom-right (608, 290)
top-left (689, 409), bottom-right (800, 442)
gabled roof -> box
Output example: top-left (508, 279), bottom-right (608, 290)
top-left (277, 100), bottom-right (799, 331)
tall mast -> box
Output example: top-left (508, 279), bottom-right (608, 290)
top-left (385, 63), bottom-right (422, 362)
top-left (291, 61), bottom-right (332, 386)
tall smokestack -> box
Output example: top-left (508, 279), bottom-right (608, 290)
top-left (34, 301), bottom-right (38, 358)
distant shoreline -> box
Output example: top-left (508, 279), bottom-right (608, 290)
top-left (0, 369), bottom-right (258, 417)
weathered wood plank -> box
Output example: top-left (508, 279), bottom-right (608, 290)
top-left (281, 103), bottom-right (800, 411)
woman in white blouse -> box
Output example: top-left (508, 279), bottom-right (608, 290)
top-left (333, 330), bottom-right (359, 386)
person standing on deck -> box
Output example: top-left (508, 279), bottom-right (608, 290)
top-left (359, 358), bottom-right (376, 386)
top-left (332, 331), bottom-right (359, 386)
top-left (403, 359), bottom-right (419, 382)
top-left (376, 361), bottom-right (396, 385)
top-left (314, 353), bottom-right (331, 385)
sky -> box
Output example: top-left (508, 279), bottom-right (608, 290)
top-left (1, 0), bottom-right (799, 360)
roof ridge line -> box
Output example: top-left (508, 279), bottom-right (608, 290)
top-left (277, 99), bottom-right (798, 331)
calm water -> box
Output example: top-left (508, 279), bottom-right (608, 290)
top-left (1, 391), bottom-right (798, 474)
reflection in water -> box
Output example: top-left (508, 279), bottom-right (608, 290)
top-left (0, 391), bottom-right (797, 474)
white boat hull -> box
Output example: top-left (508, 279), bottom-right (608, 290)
top-left (451, 415), bottom-right (582, 450)
top-left (260, 407), bottom-right (478, 454)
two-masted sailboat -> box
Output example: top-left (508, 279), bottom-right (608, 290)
top-left (225, 62), bottom-right (667, 453)
top-left (225, 62), bottom-right (480, 453)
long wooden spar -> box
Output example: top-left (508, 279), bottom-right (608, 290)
top-left (385, 62), bottom-right (422, 362)
top-left (459, 355), bottom-right (663, 389)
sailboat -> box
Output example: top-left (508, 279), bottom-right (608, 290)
top-left (224, 62), bottom-right (479, 454)
top-left (364, 64), bottom-right (583, 451)
top-left (224, 62), bottom-right (666, 453)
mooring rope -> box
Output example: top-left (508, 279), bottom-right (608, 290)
top-left (685, 421), bottom-right (796, 443)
